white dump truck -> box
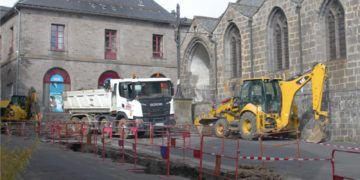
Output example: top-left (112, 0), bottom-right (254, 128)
top-left (63, 78), bottom-right (175, 137)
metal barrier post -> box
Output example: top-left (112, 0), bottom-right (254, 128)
top-left (51, 124), bottom-right (55, 144)
top-left (235, 139), bottom-right (240, 180)
top-left (221, 136), bottom-right (225, 154)
top-left (198, 135), bottom-right (204, 180)
top-left (149, 124), bottom-right (153, 145)
top-left (166, 129), bottom-right (171, 176)
top-left (57, 124), bottom-right (61, 146)
top-left (259, 135), bottom-right (264, 167)
top-left (102, 127), bottom-right (105, 161)
top-left (331, 149), bottom-right (360, 180)
top-left (65, 123), bottom-right (68, 146)
top-left (21, 122), bottom-right (25, 136)
top-left (183, 132), bottom-right (186, 160)
top-left (93, 130), bottom-right (98, 156)
top-left (5, 123), bottom-right (10, 136)
top-left (296, 131), bottom-right (301, 158)
top-left (133, 128), bottom-right (138, 167)
top-left (122, 127), bottom-right (125, 163)
top-left (214, 154), bottom-right (221, 176)
top-left (80, 123), bottom-right (84, 153)
top-left (331, 150), bottom-right (336, 179)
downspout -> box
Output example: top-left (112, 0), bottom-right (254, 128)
top-left (248, 17), bottom-right (254, 78)
top-left (296, 4), bottom-right (303, 73)
top-left (208, 33), bottom-right (218, 101)
top-left (14, 6), bottom-right (21, 95)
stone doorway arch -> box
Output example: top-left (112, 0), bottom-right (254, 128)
top-left (183, 38), bottom-right (214, 103)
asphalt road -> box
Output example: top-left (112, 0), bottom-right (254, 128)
top-left (3, 130), bottom-right (359, 180)
top-left (116, 134), bottom-right (360, 180)
top-left (1, 135), bottom-right (186, 180)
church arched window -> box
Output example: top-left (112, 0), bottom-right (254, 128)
top-left (268, 7), bottom-right (289, 71)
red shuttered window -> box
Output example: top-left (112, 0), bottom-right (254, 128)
top-left (51, 24), bottom-right (65, 51)
top-left (153, 34), bottom-right (163, 58)
top-left (105, 29), bottom-right (117, 60)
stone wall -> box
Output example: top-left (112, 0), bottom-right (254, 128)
top-left (181, 0), bottom-right (360, 142)
top-left (1, 8), bottom-right (178, 109)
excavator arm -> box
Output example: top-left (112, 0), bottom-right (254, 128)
top-left (279, 63), bottom-right (328, 142)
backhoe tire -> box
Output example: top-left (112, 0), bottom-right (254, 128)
top-left (214, 119), bottom-right (230, 138)
top-left (239, 112), bottom-right (257, 140)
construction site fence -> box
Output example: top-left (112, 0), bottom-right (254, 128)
top-left (1, 120), bottom-right (360, 180)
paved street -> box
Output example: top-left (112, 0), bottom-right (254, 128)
top-left (117, 135), bottom-right (360, 180)
top-left (2, 130), bottom-right (360, 180)
top-left (1, 135), bottom-right (186, 180)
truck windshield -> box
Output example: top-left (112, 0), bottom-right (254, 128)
top-left (135, 81), bottom-right (172, 98)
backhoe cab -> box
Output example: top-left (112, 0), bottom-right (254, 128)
top-left (194, 63), bottom-right (328, 143)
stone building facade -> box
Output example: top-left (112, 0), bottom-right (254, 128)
top-left (1, 0), bottom-right (180, 113)
top-left (181, 0), bottom-right (360, 142)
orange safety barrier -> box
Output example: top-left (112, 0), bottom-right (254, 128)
top-left (257, 130), bottom-right (301, 166)
top-left (331, 149), bottom-right (360, 180)
top-left (23, 121), bottom-right (360, 179)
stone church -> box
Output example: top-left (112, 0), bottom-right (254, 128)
top-left (180, 0), bottom-right (359, 142)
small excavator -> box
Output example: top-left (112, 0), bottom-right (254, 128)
top-left (194, 63), bottom-right (328, 143)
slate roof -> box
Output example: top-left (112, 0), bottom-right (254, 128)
top-left (15, 0), bottom-right (175, 24)
top-left (235, 0), bottom-right (265, 17)
top-left (193, 16), bottom-right (218, 33)
top-left (0, 6), bottom-right (11, 19)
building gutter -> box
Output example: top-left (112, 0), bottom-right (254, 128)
top-left (14, 6), bottom-right (21, 95)
top-left (295, 2), bottom-right (304, 73)
top-left (248, 17), bottom-right (254, 78)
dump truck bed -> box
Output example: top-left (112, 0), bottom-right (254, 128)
top-left (63, 89), bottom-right (111, 113)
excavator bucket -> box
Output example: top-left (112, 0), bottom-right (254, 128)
top-left (301, 120), bottom-right (327, 143)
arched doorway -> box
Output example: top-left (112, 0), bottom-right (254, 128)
top-left (43, 68), bottom-right (70, 112)
top-left (188, 42), bottom-right (211, 102)
top-left (151, 73), bottom-right (166, 78)
top-left (98, 71), bottom-right (120, 88)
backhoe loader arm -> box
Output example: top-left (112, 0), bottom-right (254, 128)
top-left (279, 63), bottom-right (328, 128)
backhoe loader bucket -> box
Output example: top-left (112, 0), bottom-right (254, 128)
top-left (301, 120), bottom-right (327, 143)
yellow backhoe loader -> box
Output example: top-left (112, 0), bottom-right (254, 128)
top-left (0, 87), bottom-right (41, 121)
top-left (194, 63), bottom-right (328, 143)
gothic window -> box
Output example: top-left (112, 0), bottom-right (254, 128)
top-left (268, 8), bottom-right (289, 71)
top-left (325, 0), bottom-right (346, 60)
top-left (225, 23), bottom-right (241, 78)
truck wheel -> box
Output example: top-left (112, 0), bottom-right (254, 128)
top-left (214, 119), bottom-right (230, 138)
top-left (239, 112), bottom-right (257, 140)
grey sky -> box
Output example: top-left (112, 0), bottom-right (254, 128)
top-left (0, 0), bottom-right (236, 18)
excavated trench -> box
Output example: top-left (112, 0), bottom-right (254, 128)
top-left (67, 143), bottom-right (282, 180)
